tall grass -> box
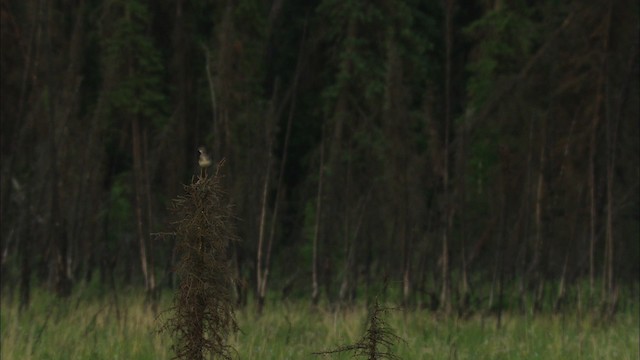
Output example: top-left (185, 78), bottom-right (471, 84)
top-left (1, 287), bottom-right (638, 359)
top-left (1, 287), bottom-right (170, 360)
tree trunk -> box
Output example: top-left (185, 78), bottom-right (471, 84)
top-left (401, 168), bottom-right (411, 308)
top-left (260, 26), bottom-right (306, 312)
top-left (143, 128), bottom-right (156, 297)
top-left (440, 0), bottom-right (454, 314)
top-left (132, 117), bottom-right (151, 294)
top-left (339, 151), bottom-right (353, 304)
top-left (588, 114), bottom-right (598, 296)
top-left (496, 145), bottom-right (509, 328)
top-left (603, 93), bottom-right (616, 304)
top-left (602, 2), bottom-right (615, 305)
top-left (19, 209), bottom-right (31, 311)
top-left (256, 80), bottom-right (281, 314)
top-left (255, 140), bottom-right (272, 313)
top-left (44, 0), bottom-right (71, 298)
top-left (531, 116), bottom-right (546, 312)
top-left (312, 135), bottom-right (325, 306)
top-left (457, 108), bottom-right (471, 314)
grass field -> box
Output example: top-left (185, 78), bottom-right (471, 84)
top-left (1, 287), bottom-right (638, 359)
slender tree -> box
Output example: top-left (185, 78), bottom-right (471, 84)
top-left (161, 160), bottom-right (238, 360)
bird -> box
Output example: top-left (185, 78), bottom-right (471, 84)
top-left (198, 146), bottom-right (212, 178)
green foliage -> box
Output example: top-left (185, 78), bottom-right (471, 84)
top-left (386, 0), bottom-right (437, 95)
top-left (468, 125), bottom-right (500, 196)
top-left (316, 0), bottom-right (388, 114)
top-left (462, 3), bottom-right (546, 203)
top-left (107, 173), bottom-right (134, 248)
top-left (230, 0), bottom-right (269, 94)
top-left (301, 200), bottom-right (317, 266)
top-left (101, 0), bottom-right (167, 127)
top-left (313, 0), bottom-right (441, 210)
top-left (234, 0), bottom-right (268, 39)
top-left (464, 4), bottom-right (538, 108)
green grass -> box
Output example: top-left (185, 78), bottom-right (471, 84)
top-left (1, 288), bottom-right (638, 359)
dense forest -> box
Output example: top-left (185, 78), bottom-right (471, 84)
top-left (1, 0), bottom-right (638, 320)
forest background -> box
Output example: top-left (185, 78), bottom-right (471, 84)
top-left (1, 0), bottom-right (638, 328)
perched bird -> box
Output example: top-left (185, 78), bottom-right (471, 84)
top-left (198, 146), bottom-right (212, 178)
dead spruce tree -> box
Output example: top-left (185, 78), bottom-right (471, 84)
top-left (160, 158), bottom-right (239, 360)
top-left (313, 298), bottom-right (406, 360)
